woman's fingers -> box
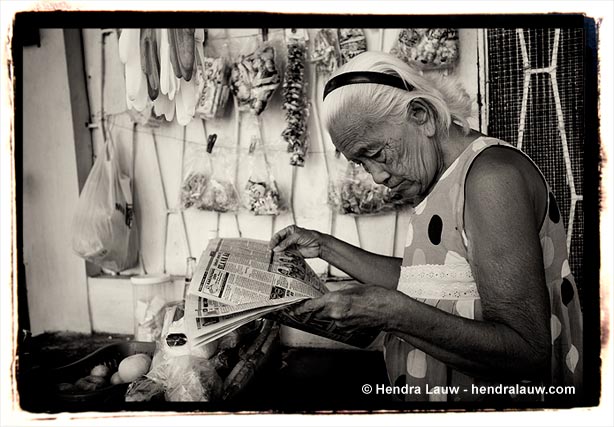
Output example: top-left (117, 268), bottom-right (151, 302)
top-left (269, 225), bottom-right (298, 251)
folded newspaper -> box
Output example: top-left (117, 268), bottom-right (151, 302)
top-left (185, 238), bottom-right (378, 348)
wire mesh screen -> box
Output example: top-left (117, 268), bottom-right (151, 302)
top-left (486, 28), bottom-right (585, 303)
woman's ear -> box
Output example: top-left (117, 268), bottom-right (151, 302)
top-left (408, 98), bottom-right (436, 138)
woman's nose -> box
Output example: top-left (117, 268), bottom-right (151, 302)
top-left (368, 164), bottom-right (391, 185)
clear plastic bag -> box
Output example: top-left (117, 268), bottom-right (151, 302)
top-left (328, 151), bottom-right (404, 216)
top-left (243, 136), bottom-right (284, 215)
top-left (311, 28), bottom-right (340, 76)
top-left (144, 306), bottom-right (223, 402)
top-left (338, 28), bottom-right (367, 64)
top-left (71, 136), bottom-right (138, 272)
top-left (199, 134), bottom-right (240, 213)
top-left (179, 138), bottom-right (211, 210)
top-left (390, 28), bottom-right (459, 70)
top-left (229, 42), bottom-right (281, 115)
top-left (195, 52), bottom-right (231, 120)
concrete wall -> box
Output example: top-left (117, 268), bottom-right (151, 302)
top-left (22, 29), bottom-right (91, 334)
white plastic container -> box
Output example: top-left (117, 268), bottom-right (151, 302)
top-left (131, 274), bottom-right (173, 341)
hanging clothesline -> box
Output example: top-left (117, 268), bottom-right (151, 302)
top-left (108, 120), bottom-right (340, 155)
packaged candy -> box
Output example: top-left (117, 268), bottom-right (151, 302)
top-left (282, 29), bottom-right (310, 167)
top-left (338, 28), bottom-right (367, 64)
top-left (243, 136), bottom-right (283, 215)
top-left (390, 28), bottom-right (459, 70)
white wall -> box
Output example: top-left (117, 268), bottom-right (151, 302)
top-left (22, 29), bottom-right (91, 335)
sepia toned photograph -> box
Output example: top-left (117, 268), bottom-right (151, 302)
top-left (2, 4), bottom-right (610, 426)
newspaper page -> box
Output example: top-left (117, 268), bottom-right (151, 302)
top-left (184, 238), bottom-right (378, 348)
top-left (188, 238), bottom-right (326, 307)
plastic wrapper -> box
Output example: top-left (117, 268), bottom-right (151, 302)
top-left (338, 28), bottom-right (367, 64)
top-left (195, 54), bottom-right (231, 119)
top-left (243, 136), bottom-right (283, 215)
top-left (390, 28), bottom-right (459, 70)
top-left (311, 28), bottom-right (340, 76)
top-left (137, 304), bottom-right (223, 402)
top-left (163, 355), bottom-right (223, 402)
top-left (282, 29), bottom-right (310, 167)
top-left (125, 376), bottom-right (166, 402)
top-left (199, 134), bottom-right (240, 213)
top-left (229, 43), bottom-right (280, 115)
top-left (179, 138), bottom-right (211, 210)
top-left (328, 152), bottom-right (408, 215)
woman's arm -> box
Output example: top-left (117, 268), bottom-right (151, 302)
top-left (319, 234), bottom-right (402, 289)
top-left (296, 150), bottom-right (552, 381)
top-left (270, 225), bottom-right (402, 289)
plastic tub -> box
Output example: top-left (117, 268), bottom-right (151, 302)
top-left (131, 274), bottom-right (174, 341)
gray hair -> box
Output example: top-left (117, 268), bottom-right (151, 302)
top-left (321, 51), bottom-right (473, 146)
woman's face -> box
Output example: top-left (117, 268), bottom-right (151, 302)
top-left (331, 117), bottom-right (440, 203)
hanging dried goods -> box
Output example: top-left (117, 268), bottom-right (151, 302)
top-left (282, 30), bottom-right (309, 166)
top-left (229, 45), bottom-right (280, 115)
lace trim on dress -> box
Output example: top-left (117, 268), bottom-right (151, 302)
top-left (398, 264), bottom-right (480, 300)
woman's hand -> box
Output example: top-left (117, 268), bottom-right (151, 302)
top-left (269, 225), bottom-right (325, 259)
top-left (293, 285), bottom-right (397, 331)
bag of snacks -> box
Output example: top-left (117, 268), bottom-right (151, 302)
top-left (194, 41), bottom-right (231, 120)
top-left (311, 28), bottom-right (340, 76)
top-left (179, 137), bottom-right (211, 210)
top-left (390, 28), bottom-right (459, 70)
top-left (282, 29), bottom-right (309, 167)
top-left (199, 134), bottom-right (240, 213)
top-left (338, 28), bottom-right (367, 64)
top-left (328, 151), bottom-right (406, 216)
top-left (243, 136), bottom-right (283, 215)
top-left (229, 42), bottom-right (281, 115)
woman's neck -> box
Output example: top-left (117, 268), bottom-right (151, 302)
top-left (441, 124), bottom-right (485, 170)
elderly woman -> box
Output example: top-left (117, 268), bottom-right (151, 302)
top-left (270, 51), bottom-right (583, 402)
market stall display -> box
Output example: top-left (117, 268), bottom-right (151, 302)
top-left (311, 28), bottom-right (340, 76)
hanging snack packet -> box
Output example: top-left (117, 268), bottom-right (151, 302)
top-left (282, 29), bottom-right (309, 167)
top-left (179, 138), bottom-right (211, 210)
top-left (311, 28), bottom-right (340, 76)
top-left (243, 136), bottom-right (283, 215)
top-left (328, 152), bottom-right (406, 216)
top-left (390, 28), bottom-right (459, 70)
top-left (229, 43), bottom-right (280, 115)
top-left (338, 28), bottom-right (367, 64)
top-left (195, 55), bottom-right (231, 119)
top-left (198, 134), bottom-right (240, 213)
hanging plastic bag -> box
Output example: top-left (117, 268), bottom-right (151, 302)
top-left (243, 135), bottom-right (284, 215)
top-left (390, 28), bottom-right (459, 70)
top-left (72, 136), bottom-right (138, 272)
top-left (179, 137), bottom-right (211, 210)
top-left (338, 28), bottom-right (367, 65)
top-left (327, 151), bottom-right (406, 216)
top-left (199, 134), bottom-right (240, 213)
top-left (311, 28), bottom-right (340, 76)
top-left (229, 41), bottom-right (281, 115)
top-left (194, 31), bottom-right (231, 120)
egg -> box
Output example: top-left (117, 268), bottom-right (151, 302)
top-left (118, 353), bottom-right (152, 383)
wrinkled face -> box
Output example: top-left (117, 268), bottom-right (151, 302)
top-left (330, 117), bottom-right (440, 203)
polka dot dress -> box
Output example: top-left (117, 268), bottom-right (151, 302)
top-left (383, 137), bottom-right (583, 402)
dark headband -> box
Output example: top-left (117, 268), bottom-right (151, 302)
top-left (323, 71), bottom-right (414, 101)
